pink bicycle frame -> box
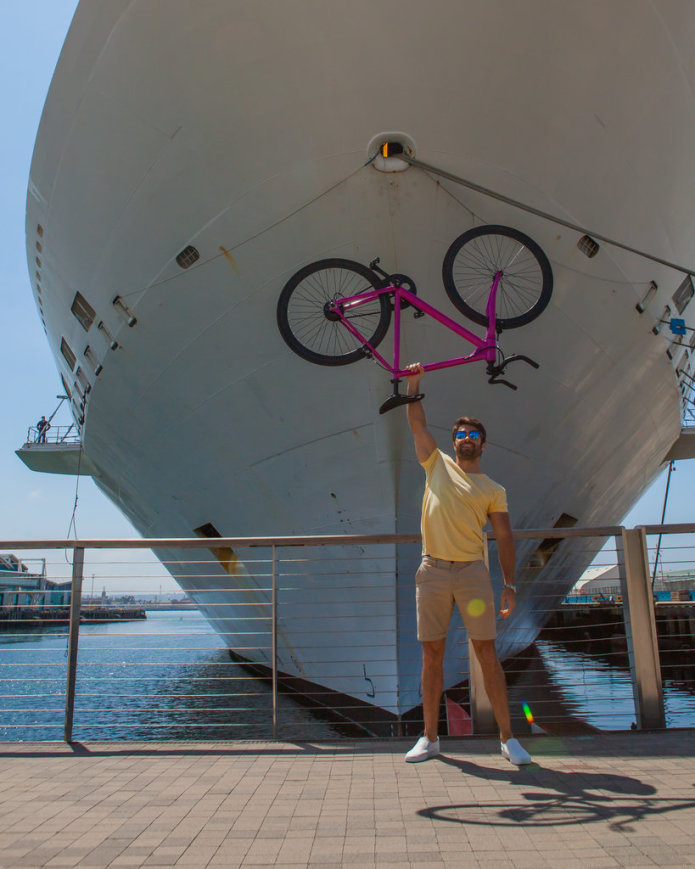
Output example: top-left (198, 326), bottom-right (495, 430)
top-left (329, 272), bottom-right (503, 377)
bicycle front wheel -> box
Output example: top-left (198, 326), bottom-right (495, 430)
top-left (442, 225), bottom-right (553, 330)
top-left (277, 258), bottom-right (391, 366)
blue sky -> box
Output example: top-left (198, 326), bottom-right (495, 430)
top-left (1, 1), bottom-right (692, 591)
top-left (0, 1), bottom-right (172, 590)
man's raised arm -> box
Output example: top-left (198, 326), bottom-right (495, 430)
top-left (404, 363), bottom-right (437, 463)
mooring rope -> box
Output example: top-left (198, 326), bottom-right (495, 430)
top-left (401, 154), bottom-right (695, 276)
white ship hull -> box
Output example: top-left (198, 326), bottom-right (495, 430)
top-left (25, 1), bottom-right (695, 721)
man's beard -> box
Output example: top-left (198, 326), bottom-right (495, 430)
top-left (455, 441), bottom-right (483, 461)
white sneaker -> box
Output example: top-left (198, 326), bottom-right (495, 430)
top-left (405, 735), bottom-right (440, 763)
top-left (501, 737), bottom-right (532, 765)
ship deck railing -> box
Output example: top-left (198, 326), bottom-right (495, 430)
top-left (23, 424), bottom-right (80, 445)
top-left (0, 522), bottom-right (693, 743)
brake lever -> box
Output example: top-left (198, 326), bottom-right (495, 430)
top-left (503, 354), bottom-right (539, 369)
top-left (488, 375), bottom-right (518, 390)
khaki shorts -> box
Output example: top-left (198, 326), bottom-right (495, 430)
top-left (415, 556), bottom-right (496, 642)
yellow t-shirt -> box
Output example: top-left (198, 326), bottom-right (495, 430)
top-left (420, 449), bottom-right (508, 562)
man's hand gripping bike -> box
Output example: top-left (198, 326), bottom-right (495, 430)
top-left (276, 225), bottom-right (553, 414)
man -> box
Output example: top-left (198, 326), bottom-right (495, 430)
top-left (36, 416), bottom-right (50, 443)
top-left (403, 363), bottom-right (531, 765)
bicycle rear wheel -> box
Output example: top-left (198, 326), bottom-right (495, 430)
top-left (277, 258), bottom-right (391, 366)
top-left (442, 225), bottom-right (553, 330)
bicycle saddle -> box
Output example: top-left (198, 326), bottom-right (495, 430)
top-left (379, 393), bottom-right (424, 415)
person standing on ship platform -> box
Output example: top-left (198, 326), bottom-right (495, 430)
top-left (36, 416), bottom-right (50, 443)
top-left (402, 363), bottom-right (532, 765)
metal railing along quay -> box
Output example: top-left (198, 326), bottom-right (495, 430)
top-left (0, 524), bottom-right (693, 743)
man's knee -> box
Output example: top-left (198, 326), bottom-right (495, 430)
top-left (422, 638), bottom-right (446, 668)
top-left (471, 638), bottom-right (499, 669)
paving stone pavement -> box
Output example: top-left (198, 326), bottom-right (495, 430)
top-left (1, 730), bottom-right (695, 868)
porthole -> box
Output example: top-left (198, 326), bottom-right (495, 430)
top-left (60, 374), bottom-right (72, 401)
top-left (176, 245), bottom-right (200, 269)
top-left (60, 338), bottom-right (77, 371)
top-left (672, 275), bottom-right (694, 315)
top-left (37, 224), bottom-right (44, 237)
top-left (36, 241), bottom-right (42, 253)
top-left (71, 292), bottom-right (96, 331)
top-left (577, 235), bottom-right (600, 258)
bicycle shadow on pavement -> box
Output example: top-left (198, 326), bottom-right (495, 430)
top-left (417, 753), bottom-right (695, 830)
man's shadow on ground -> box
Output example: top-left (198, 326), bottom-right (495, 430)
top-left (418, 753), bottom-right (695, 829)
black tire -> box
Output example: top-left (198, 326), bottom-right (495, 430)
top-left (277, 258), bottom-right (391, 365)
top-left (442, 225), bottom-right (553, 330)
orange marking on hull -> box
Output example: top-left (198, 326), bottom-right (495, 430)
top-left (220, 246), bottom-right (238, 270)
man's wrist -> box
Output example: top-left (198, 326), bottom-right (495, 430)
top-left (503, 583), bottom-right (516, 592)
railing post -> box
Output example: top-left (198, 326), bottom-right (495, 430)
top-left (271, 544), bottom-right (278, 740)
top-left (615, 527), bottom-right (665, 729)
top-left (64, 546), bottom-right (84, 743)
top-left (469, 532), bottom-right (497, 734)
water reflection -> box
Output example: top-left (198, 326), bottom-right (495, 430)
top-left (529, 637), bottom-right (695, 730)
top-left (0, 624), bottom-right (68, 647)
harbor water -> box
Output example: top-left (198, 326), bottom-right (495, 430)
top-left (1, 610), bottom-right (694, 741)
top-left (0, 611), bottom-right (345, 742)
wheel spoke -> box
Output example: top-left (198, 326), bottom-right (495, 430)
top-left (278, 259), bottom-right (391, 364)
top-left (443, 225), bottom-right (552, 329)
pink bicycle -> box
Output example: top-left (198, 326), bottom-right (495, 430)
top-left (277, 224), bottom-right (553, 413)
